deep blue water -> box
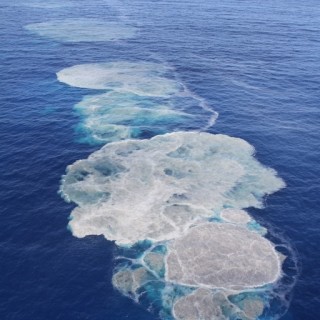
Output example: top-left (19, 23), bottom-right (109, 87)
top-left (0, 0), bottom-right (319, 319)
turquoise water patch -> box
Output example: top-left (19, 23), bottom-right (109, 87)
top-left (74, 91), bottom-right (206, 144)
top-left (75, 91), bottom-right (195, 144)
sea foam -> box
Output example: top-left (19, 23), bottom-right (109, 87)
top-left (60, 131), bottom-right (288, 318)
top-left (57, 62), bottom-right (217, 144)
top-left (60, 131), bottom-right (285, 245)
top-left (25, 19), bottom-right (137, 42)
top-left (57, 62), bottom-right (179, 95)
top-left (166, 223), bottom-right (281, 290)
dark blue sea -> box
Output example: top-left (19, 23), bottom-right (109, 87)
top-left (0, 0), bottom-right (319, 319)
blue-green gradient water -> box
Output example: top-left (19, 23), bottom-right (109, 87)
top-left (0, 0), bottom-right (319, 319)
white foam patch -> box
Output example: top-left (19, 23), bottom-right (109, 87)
top-left (57, 62), bottom-right (181, 96)
top-left (173, 288), bottom-right (264, 320)
top-left (220, 208), bottom-right (252, 224)
top-left (60, 132), bottom-right (285, 245)
top-left (25, 19), bottom-right (137, 42)
top-left (74, 91), bottom-right (192, 143)
top-left (173, 289), bottom-right (231, 320)
top-left (166, 223), bottom-right (281, 290)
top-left (58, 62), bottom-right (217, 143)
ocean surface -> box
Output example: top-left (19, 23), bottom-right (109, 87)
top-left (0, 0), bottom-right (319, 319)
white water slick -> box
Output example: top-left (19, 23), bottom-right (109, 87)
top-left (25, 19), bottom-right (138, 42)
top-left (57, 62), bottom-right (217, 144)
top-left (61, 131), bottom-right (286, 319)
top-left (61, 132), bottom-right (284, 244)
